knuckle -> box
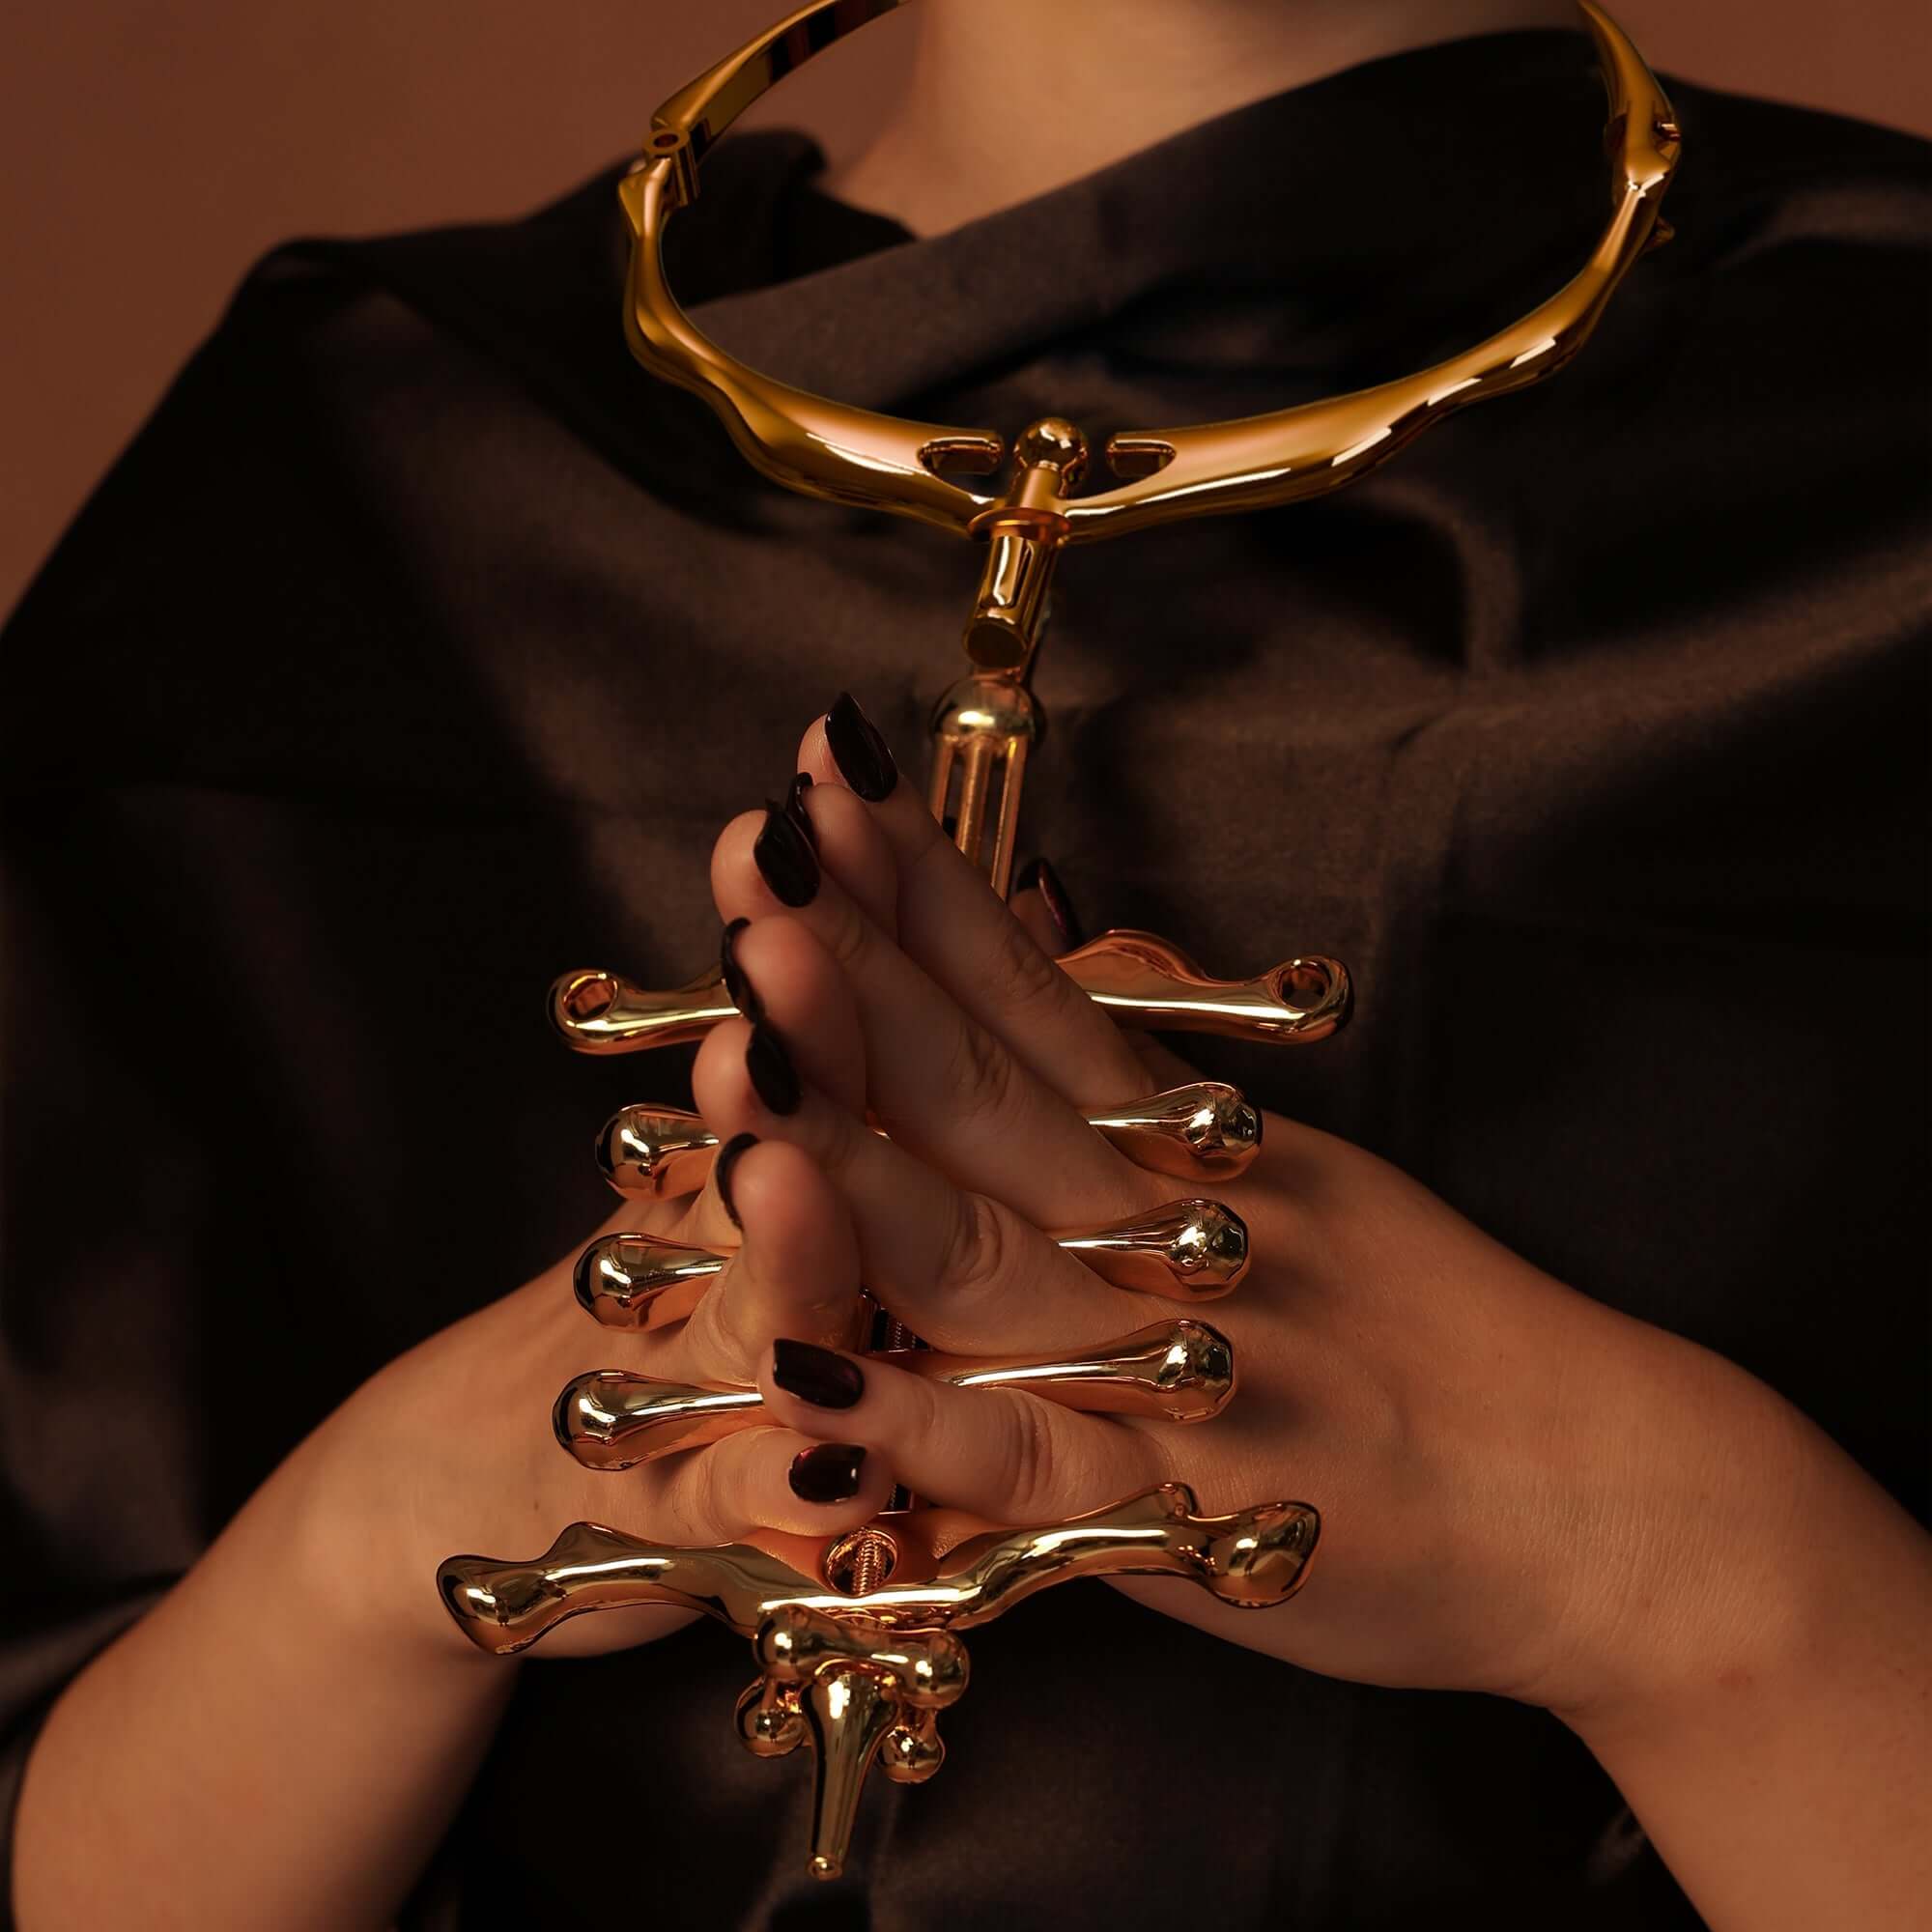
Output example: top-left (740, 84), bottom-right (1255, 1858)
top-left (701, 1277), bottom-right (757, 1381)
top-left (812, 1095), bottom-right (878, 1187)
top-left (940, 1189), bottom-right (1014, 1304)
top-left (992, 1393), bottom-right (1067, 1521)
top-left (818, 900), bottom-right (874, 982)
top-left (669, 1439), bottom-right (734, 1541)
top-left (942, 1016), bottom-right (1023, 1133)
top-left (983, 913), bottom-right (1066, 1016)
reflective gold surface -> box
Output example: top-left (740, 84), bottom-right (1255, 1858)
top-left (1088, 1080), bottom-right (1262, 1179)
top-left (926, 672), bottom-right (1037, 897)
top-left (1058, 929), bottom-right (1352, 1042)
top-left (960, 417), bottom-right (1088, 666)
top-left (1056, 1198), bottom-right (1250, 1298)
top-left (594, 1104), bottom-right (721, 1198)
top-left (577, 1203), bottom-right (1245, 1333)
top-left (617, 2), bottom-right (1676, 549)
top-left (594, 1081), bottom-right (1260, 1199)
top-left (440, 1470), bottom-right (1321, 1869)
top-left (744, 1608), bottom-right (967, 1876)
top-left (439, 1481), bottom-right (1319, 1649)
top-left (549, 964), bottom-right (736, 1056)
top-left (556, 1318), bottom-right (1236, 1470)
top-left (573, 1232), bottom-right (723, 1330)
top-left (444, 1479), bottom-right (1321, 1874)
top-left (553, 939), bottom-right (1350, 1053)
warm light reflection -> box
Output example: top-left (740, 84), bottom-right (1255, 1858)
top-left (1508, 334), bottom-right (1559, 368)
top-left (1330, 424), bottom-right (1395, 468)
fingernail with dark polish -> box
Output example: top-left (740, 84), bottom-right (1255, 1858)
top-left (788, 1442), bottom-right (867, 1504)
top-left (754, 797), bottom-right (819, 906)
top-left (773, 1337), bottom-right (865, 1408)
top-left (746, 1022), bottom-right (802, 1116)
top-left (784, 771), bottom-right (818, 850)
top-left (713, 1131), bottom-right (757, 1229)
top-left (1014, 856), bottom-right (1085, 949)
top-left (721, 917), bottom-right (762, 1024)
top-left (825, 692), bottom-right (898, 802)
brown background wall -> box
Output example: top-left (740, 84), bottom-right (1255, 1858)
top-left (3, 2), bottom-right (1925, 623)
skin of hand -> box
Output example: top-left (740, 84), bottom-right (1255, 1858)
top-left (12, 832), bottom-right (906, 1932)
top-left (310, 1123), bottom-right (916, 1664)
top-left (666, 705), bottom-right (1932, 1752)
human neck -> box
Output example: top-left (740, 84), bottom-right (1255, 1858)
top-left (819, 0), bottom-right (1575, 237)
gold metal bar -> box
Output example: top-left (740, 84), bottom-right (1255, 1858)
top-left (1085, 1081), bottom-right (1262, 1179)
top-left (594, 1106), bottom-right (721, 1197)
top-left (925, 728), bottom-right (956, 828)
top-left (593, 1081), bottom-right (1262, 1199)
top-left (985, 730), bottom-right (1026, 901)
top-left (1052, 1199), bottom-right (1249, 1299)
top-left (555, 1318), bottom-right (1236, 1469)
top-left (619, 7), bottom-right (1677, 549)
top-left (553, 934), bottom-right (1345, 1054)
top-left (550, 965), bottom-right (736, 1055)
top-left (1056, 930), bottom-right (1353, 1043)
top-left (438, 1482), bottom-right (1320, 1652)
top-left (952, 730), bottom-right (995, 871)
top-left (573, 1200), bottom-right (1246, 1329)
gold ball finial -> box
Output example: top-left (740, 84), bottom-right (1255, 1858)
top-left (1013, 416), bottom-right (1089, 489)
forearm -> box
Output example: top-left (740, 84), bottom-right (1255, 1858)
top-left (1561, 1390), bottom-right (1932, 1931)
top-left (11, 1425), bottom-right (517, 1931)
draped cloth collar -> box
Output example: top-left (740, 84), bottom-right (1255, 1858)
top-left (680, 28), bottom-right (1610, 420)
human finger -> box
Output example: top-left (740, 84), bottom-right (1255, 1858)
top-left (759, 1338), bottom-right (1167, 1524)
top-left (640, 1422), bottom-right (898, 1541)
top-left (710, 802), bottom-right (1146, 1222)
top-left (691, 1013), bottom-right (1152, 1352)
top-left (799, 694), bottom-right (1149, 1108)
top-left (645, 1134), bottom-right (867, 1389)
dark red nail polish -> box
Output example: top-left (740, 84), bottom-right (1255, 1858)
top-left (773, 1338), bottom-right (865, 1408)
top-left (788, 1442), bottom-right (867, 1503)
top-left (713, 1131), bottom-right (756, 1229)
top-left (754, 797), bottom-right (819, 906)
top-left (720, 917), bottom-right (762, 1024)
top-left (825, 692), bottom-right (898, 802)
top-left (1014, 855), bottom-right (1085, 949)
top-left (746, 1022), bottom-right (801, 1116)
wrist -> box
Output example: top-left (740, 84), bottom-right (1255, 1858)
top-left (281, 1378), bottom-right (518, 1676)
top-left (1546, 1391), bottom-right (1932, 1932)
top-left (1548, 1343), bottom-right (1925, 1748)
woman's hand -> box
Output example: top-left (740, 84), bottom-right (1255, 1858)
top-left (310, 1122), bottom-right (916, 1662)
top-left (677, 699), bottom-right (1921, 1741)
top-left (684, 697), bottom-right (1932, 1932)
top-left (14, 783), bottom-right (907, 1929)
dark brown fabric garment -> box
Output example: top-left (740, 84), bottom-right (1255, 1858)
top-left (3, 28), bottom-right (1927, 1930)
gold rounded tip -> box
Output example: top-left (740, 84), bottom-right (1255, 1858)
top-left (1012, 415), bottom-right (1090, 482)
top-left (553, 969), bottom-right (618, 1026)
top-left (809, 1855), bottom-right (841, 1881)
top-left (593, 1104), bottom-right (718, 1197)
top-left (592, 1108), bottom-right (636, 1186)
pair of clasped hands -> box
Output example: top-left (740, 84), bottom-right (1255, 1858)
top-left (355, 695), bottom-right (1847, 1731)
